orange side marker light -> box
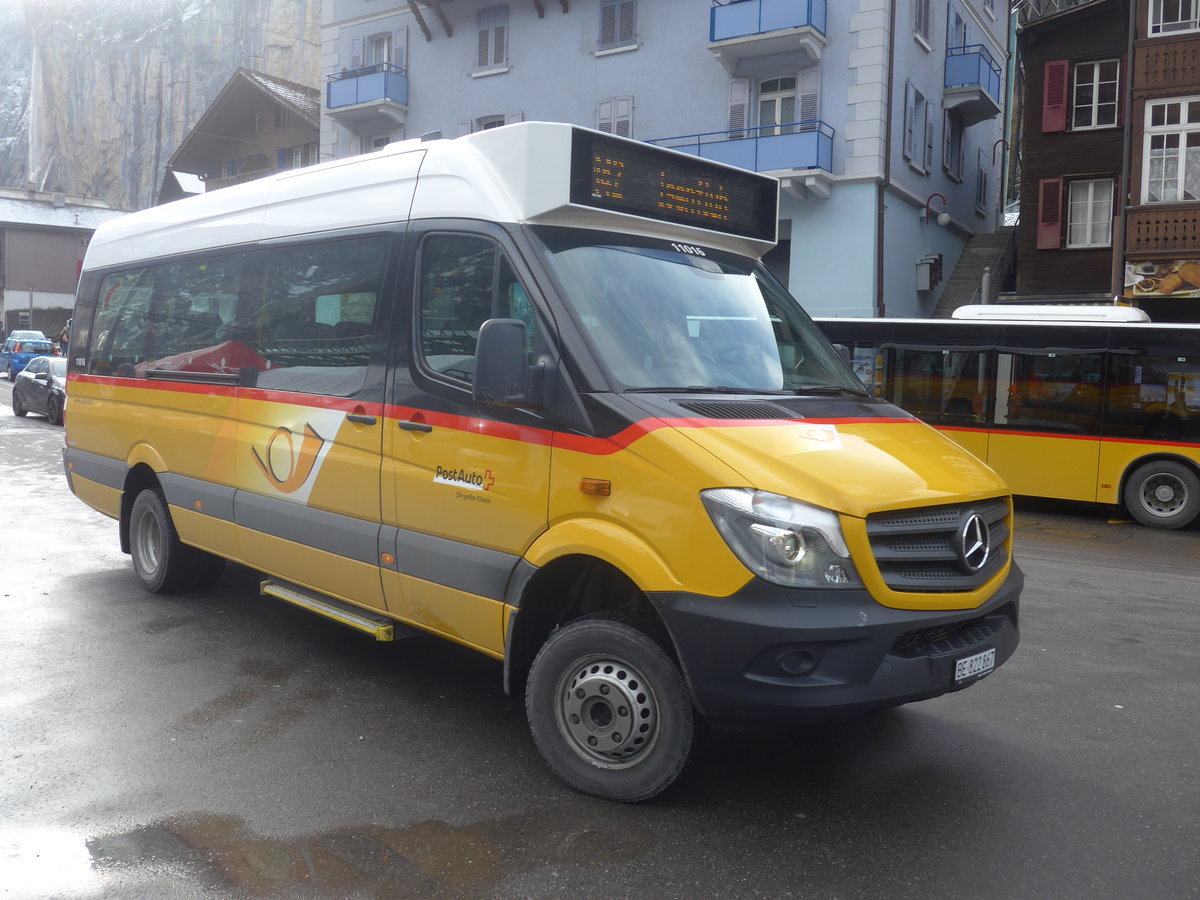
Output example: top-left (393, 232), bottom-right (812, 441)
top-left (580, 478), bottom-right (612, 496)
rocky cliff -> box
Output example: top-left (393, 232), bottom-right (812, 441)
top-left (0, 0), bottom-right (318, 211)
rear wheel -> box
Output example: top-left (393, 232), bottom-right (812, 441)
top-left (526, 616), bottom-right (699, 802)
top-left (1123, 460), bottom-right (1200, 529)
top-left (46, 394), bottom-right (63, 426)
top-left (129, 489), bottom-right (197, 593)
top-left (12, 388), bottom-right (26, 417)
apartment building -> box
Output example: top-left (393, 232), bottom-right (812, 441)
top-left (320, 0), bottom-right (1010, 316)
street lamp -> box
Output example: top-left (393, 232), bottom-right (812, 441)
top-left (923, 192), bottom-right (951, 226)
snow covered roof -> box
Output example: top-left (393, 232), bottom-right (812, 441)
top-left (0, 194), bottom-right (126, 231)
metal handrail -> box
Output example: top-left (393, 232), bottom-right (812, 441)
top-left (326, 61), bottom-right (408, 82)
top-left (648, 120), bottom-right (835, 146)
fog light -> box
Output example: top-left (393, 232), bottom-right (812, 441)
top-left (824, 563), bottom-right (851, 585)
top-left (776, 648), bottom-right (817, 676)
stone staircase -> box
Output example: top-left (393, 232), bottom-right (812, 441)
top-left (932, 226), bottom-right (1017, 318)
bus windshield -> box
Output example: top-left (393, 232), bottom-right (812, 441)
top-left (532, 227), bottom-right (863, 395)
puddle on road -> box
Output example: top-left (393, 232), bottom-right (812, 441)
top-left (86, 810), bottom-right (650, 897)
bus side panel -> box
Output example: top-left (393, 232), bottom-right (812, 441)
top-left (67, 378), bottom-right (242, 560)
top-left (986, 432), bottom-right (1101, 502)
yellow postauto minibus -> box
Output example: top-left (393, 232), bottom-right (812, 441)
top-left (64, 122), bottom-right (1021, 801)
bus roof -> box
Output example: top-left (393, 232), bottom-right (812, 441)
top-left (83, 122), bottom-right (780, 272)
top-left (950, 304), bottom-right (1151, 322)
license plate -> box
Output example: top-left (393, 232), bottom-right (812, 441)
top-left (954, 648), bottom-right (995, 683)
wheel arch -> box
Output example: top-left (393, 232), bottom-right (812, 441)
top-left (503, 553), bottom-right (677, 700)
top-left (1118, 451), bottom-right (1200, 500)
top-left (118, 463), bottom-right (165, 555)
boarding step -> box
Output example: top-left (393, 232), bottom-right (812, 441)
top-left (260, 580), bottom-right (414, 642)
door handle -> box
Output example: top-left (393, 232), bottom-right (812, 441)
top-left (346, 413), bottom-right (377, 425)
top-left (399, 420), bottom-right (433, 433)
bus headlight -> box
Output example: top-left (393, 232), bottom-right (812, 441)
top-left (701, 488), bottom-right (863, 589)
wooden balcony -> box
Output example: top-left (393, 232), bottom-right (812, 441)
top-left (1125, 203), bottom-right (1200, 258)
top-left (1134, 37), bottom-right (1200, 92)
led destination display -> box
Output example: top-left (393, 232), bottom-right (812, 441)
top-left (569, 130), bottom-right (777, 242)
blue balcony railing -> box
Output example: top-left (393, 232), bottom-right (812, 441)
top-left (326, 62), bottom-right (409, 110)
top-left (710, 0), bottom-right (827, 43)
top-left (945, 44), bottom-right (1002, 105)
top-left (649, 121), bottom-right (834, 175)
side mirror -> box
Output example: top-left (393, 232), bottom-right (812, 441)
top-left (473, 318), bottom-right (534, 408)
top-left (35, 372), bottom-right (49, 382)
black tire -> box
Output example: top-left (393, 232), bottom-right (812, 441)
top-left (12, 388), bottom-right (27, 417)
top-left (1123, 460), bottom-right (1200, 529)
top-left (129, 488), bottom-right (197, 593)
top-left (46, 394), bottom-right (63, 426)
top-left (526, 616), bottom-right (699, 802)
top-left (7, 365), bottom-right (16, 382)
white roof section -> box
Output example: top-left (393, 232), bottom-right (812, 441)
top-left (0, 194), bottom-right (126, 231)
top-left (83, 122), bottom-right (778, 271)
top-left (951, 304), bottom-right (1151, 322)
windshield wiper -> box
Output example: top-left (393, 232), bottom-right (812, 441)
top-left (791, 385), bottom-right (871, 398)
top-left (627, 385), bottom-right (791, 395)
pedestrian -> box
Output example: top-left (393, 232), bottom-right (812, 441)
top-left (59, 319), bottom-right (70, 355)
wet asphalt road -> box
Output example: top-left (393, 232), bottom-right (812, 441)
top-left (1, 378), bottom-right (1198, 900)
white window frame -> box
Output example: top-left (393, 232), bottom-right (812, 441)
top-left (1150, 0), bottom-right (1200, 36)
top-left (598, 0), bottom-right (637, 51)
top-left (598, 96), bottom-right (634, 138)
top-left (758, 76), bottom-right (797, 136)
top-left (914, 0), bottom-right (932, 42)
top-left (1066, 179), bottom-right (1114, 248)
top-left (1143, 96), bottom-right (1200, 203)
top-left (368, 33), bottom-right (392, 66)
top-left (475, 6), bottom-right (509, 72)
top-left (975, 147), bottom-right (988, 214)
top-left (943, 109), bottom-right (964, 182)
top-left (1071, 60), bottom-right (1120, 130)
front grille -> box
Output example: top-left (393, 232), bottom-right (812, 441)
top-left (866, 498), bottom-right (1010, 593)
top-left (891, 617), bottom-right (998, 658)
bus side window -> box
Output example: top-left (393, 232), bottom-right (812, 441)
top-left (418, 234), bottom-right (535, 384)
top-left (251, 236), bottom-right (389, 396)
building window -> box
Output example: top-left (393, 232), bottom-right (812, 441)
top-left (1150, 0), bottom-right (1200, 36)
top-left (597, 96), bottom-right (633, 137)
top-left (1144, 97), bottom-right (1200, 202)
top-left (599, 0), bottom-right (636, 50)
top-left (1072, 60), bottom-right (1119, 129)
top-left (984, 0), bottom-right (995, 14)
top-left (476, 6), bottom-right (509, 70)
top-left (477, 115), bottom-right (505, 130)
top-left (975, 148), bottom-right (988, 213)
top-left (1066, 179), bottom-right (1114, 248)
top-left (914, 0), bottom-right (932, 42)
top-left (369, 33), bottom-right (392, 65)
top-left (903, 81), bottom-right (931, 170)
top-left (943, 110), bottom-right (964, 181)
top-left (759, 77), bottom-right (796, 136)
top-left (274, 104), bottom-right (290, 128)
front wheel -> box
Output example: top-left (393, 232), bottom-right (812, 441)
top-left (1123, 460), bottom-right (1200, 529)
top-left (526, 616), bottom-right (699, 802)
top-left (12, 388), bottom-right (27, 417)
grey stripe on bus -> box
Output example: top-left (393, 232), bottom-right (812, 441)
top-left (64, 448), bottom-right (129, 491)
top-left (389, 528), bottom-right (519, 603)
top-left (160, 473), bottom-right (236, 523)
top-left (234, 491), bottom-right (381, 567)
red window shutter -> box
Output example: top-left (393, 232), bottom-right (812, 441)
top-left (1037, 178), bottom-right (1064, 249)
top-left (1042, 60), bottom-right (1068, 133)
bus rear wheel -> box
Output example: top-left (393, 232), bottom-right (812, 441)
top-left (1124, 461), bottom-right (1200, 529)
top-left (130, 488), bottom-right (198, 592)
top-left (526, 616), bottom-right (698, 802)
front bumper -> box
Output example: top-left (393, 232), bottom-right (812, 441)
top-left (651, 565), bottom-right (1022, 725)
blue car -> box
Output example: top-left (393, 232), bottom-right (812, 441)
top-left (2, 337), bottom-right (59, 381)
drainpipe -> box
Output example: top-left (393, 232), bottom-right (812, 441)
top-left (876, 0), bottom-right (898, 317)
top-left (1111, 0), bottom-right (1136, 299)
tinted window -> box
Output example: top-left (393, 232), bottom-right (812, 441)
top-left (86, 235), bottom-right (389, 396)
top-left (1105, 333), bottom-right (1200, 441)
top-left (417, 233), bottom-right (535, 385)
